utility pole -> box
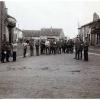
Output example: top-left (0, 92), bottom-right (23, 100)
top-left (0, 2), bottom-right (3, 57)
top-left (1, 2), bottom-right (2, 42)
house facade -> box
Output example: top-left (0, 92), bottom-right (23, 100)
top-left (23, 28), bottom-right (65, 41)
top-left (78, 13), bottom-right (100, 46)
top-left (23, 30), bottom-right (41, 40)
top-left (13, 27), bottom-right (23, 42)
top-left (40, 28), bottom-right (65, 40)
top-left (0, 1), bottom-right (16, 55)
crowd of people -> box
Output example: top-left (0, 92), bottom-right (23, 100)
top-left (0, 36), bottom-right (89, 63)
top-left (0, 41), bottom-right (18, 63)
top-left (23, 39), bottom-right (74, 57)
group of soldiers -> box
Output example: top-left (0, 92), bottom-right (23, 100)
top-left (0, 41), bottom-right (17, 63)
top-left (22, 39), bottom-right (74, 57)
top-left (0, 37), bottom-right (89, 63)
top-left (74, 36), bottom-right (89, 61)
top-left (39, 39), bottom-right (74, 55)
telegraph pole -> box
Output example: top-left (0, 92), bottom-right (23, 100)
top-left (0, 2), bottom-right (3, 58)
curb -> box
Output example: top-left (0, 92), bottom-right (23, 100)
top-left (89, 52), bottom-right (100, 56)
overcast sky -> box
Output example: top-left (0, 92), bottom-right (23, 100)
top-left (5, 0), bottom-right (100, 38)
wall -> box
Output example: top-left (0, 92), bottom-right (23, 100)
top-left (14, 28), bottom-right (23, 42)
top-left (0, 1), bottom-right (7, 53)
top-left (79, 25), bottom-right (91, 43)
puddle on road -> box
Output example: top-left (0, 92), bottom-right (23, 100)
top-left (41, 67), bottom-right (49, 70)
top-left (6, 66), bottom-right (32, 72)
top-left (70, 70), bottom-right (81, 73)
top-left (52, 87), bottom-right (59, 89)
top-left (40, 67), bottom-right (60, 72)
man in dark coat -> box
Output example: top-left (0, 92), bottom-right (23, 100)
top-left (40, 40), bottom-right (45, 55)
top-left (62, 40), bottom-right (66, 53)
top-left (84, 37), bottom-right (89, 61)
top-left (70, 39), bottom-right (74, 53)
top-left (49, 40), bottom-right (53, 54)
top-left (23, 41), bottom-right (27, 58)
top-left (67, 40), bottom-right (70, 53)
top-left (59, 40), bottom-right (62, 54)
top-left (1, 42), bottom-right (6, 63)
top-left (52, 40), bottom-right (57, 55)
top-left (74, 36), bottom-right (81, 60)
top-left (79, 39), bottom-right (84, 60)
top-left (57, 40), bottom-right (62, 54)
top-left (5, 42), bottom-right (11, 62)
top-left (35, 40), bottom-right (40, 56)
top-left (29, 40), bottom-right (34, 56)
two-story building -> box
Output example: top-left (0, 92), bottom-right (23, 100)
top-left (23, 28), bottom-right (65, 41)
top-left (40, 28), bottom-right (65, 40)
top-left (78, 13), bottom-right (100, 46)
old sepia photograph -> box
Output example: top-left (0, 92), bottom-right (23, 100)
top-left (0, 0), bottom-right (100, 98)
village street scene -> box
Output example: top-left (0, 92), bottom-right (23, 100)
top-left (0, 0), bottom-right (100, 98)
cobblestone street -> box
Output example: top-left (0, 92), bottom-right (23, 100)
top-left (0, 53), bottom-right (100, 98)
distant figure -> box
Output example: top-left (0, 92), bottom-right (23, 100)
top-left (45, 39), bottom-right (50, 55)
top-left (62, 40), bottom-right (66, 53)
top-left (84, 37), bottom-right (89, 61)
top-left (5, 42), bottom-right (11, 62)
top-left (23, 41), bottom-right (27, 57)
top-left (79, 39), bottom-right (84, 60)
top-left (52, 40), bottom-right (57, 55)
top-left (74, 36), bottom-right (81, 60)
top-left (29, 40), bottom-right (34, 56)
top-left (49, 40), bottom-right (54, 54)
top-left (35, 40), bottom-right (40, 56)
top-left (67, 40), bottom-right (70, 53)
top-left (59, 40), bottom-right (62, 54)
top-left (40, 40), bottom-right (45, 54)
top-left (70, 39), bottom-right (74, 53)
top-left (12, 41), bottom-right (18, 61)
top-left (56, 40), bottom-right (62, 54)
top-left (1, 42), bottom-right (6, 63)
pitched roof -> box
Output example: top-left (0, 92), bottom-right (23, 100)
top-left (79, 19), bottom-right (100, 29)
top-left (41, 28), bottom-right (62, 36)
top-left (23, 30), bottom-right (41, 37)
top-left (23, 28), bottom-right (64, 37)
